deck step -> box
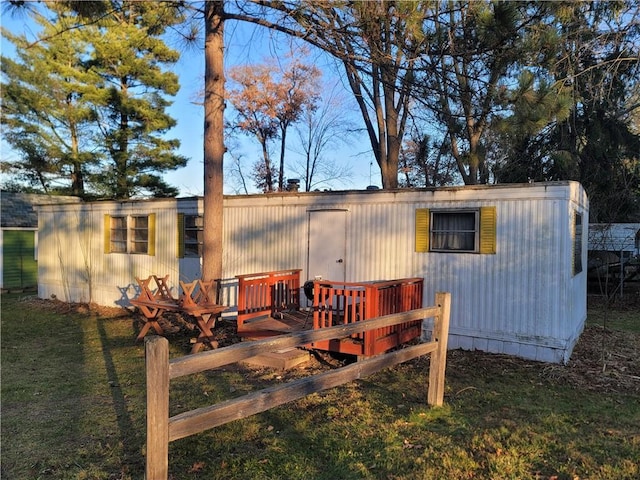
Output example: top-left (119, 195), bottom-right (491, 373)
top-left (243, 347), bottom-right (311, 370)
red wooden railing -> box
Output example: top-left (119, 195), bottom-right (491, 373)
top-left (312, 277), bottom-right (424, 356)
top-left (236, 269), bottom-right (301, 332)
top-left (236, 271), bottom-right (424, 357)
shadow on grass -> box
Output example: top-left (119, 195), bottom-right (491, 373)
top-left (3, 295), bottom-right (638, 479)
top-left (96, 318), bottom-right (144, 468)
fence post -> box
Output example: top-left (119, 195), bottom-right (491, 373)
top-left (427, 292), bottom-right (451, 406)
top-left (146, 336), bottom-right (170, 479)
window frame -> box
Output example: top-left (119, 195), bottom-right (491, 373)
top-left (105, 213), bottom-right (155, 256)
top-left (415, 206), bottom-right (496, 255)
top-left (573, 211), bottom-right (583, 276)
top-left (183, 214), bottom-right (204, 257)
top-left (109, 215), bottom-right (128, 254)
top-left (430, 209), bottom-right (480, 253)
top-left (129, 215), bottom-right (150, 255)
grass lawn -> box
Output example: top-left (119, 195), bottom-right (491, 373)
top-left (1, 293), bottom-right (639, 480)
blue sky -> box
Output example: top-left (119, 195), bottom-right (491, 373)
top-left (1, 8), bottom-right (379, 196)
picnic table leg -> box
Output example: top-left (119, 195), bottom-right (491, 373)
top-left (135, 307), bottom-right (165, 341)
top-left (190, 313), bottom-right (219, 353)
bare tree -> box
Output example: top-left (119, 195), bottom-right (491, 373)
top-left (293, 84), bottom-right (356, 191)
top-left (227, 63), bottom-right (279, 191)
top-left (227, 53), bottom-right (320, 191)
top-left (226, 1), bottom-right (428, 189)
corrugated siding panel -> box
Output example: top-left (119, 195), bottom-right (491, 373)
top-left (588, 223), bottom-right (640, 252)
top-left (346, 202), bottom-right (415, 282)
top-left (222, 193), bottom-right (578, 350)
top-left (34, 184), bottom-right (587, 361)
top-left (222, 204), bottom-right (306, 279)
top-left (97, 206), bottom-right (180, 304)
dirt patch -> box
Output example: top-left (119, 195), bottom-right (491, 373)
top-left (588, 291), bottom-right (640, 312)
top-left (18, 296), bottom-right (130, 318)
top-left (544, 324), bottom-right (640, 395)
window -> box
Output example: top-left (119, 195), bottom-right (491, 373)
top-left (130, 216), bottom-right (149, 254)
top-left (573, 212), bottom-right (583, 275)
top-left (109, 216), bottom-right (127, 253)
top-left (432, 211), bottom-right (477, 251)
top-left (104, 214), bottom-right (155, 255)
top-left (415, 206), bottom-right (496, 254)
top-left (177, 213), bottom-right (204, 258)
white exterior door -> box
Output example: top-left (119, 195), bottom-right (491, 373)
top-left (307, 210), bottom-right (347, 282)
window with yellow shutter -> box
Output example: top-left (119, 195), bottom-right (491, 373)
top-left (184, 215), bottom-right (204, 257)
top-left (415, 206), bottom-right (496, 254)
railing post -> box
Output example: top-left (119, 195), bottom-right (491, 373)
top-left (427, 292), bottom-right (451, 407)
top-left (146, 336), bottom-right (170, 479)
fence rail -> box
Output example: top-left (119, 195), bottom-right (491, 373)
top-left (145, 292), bottom-right (451, 479)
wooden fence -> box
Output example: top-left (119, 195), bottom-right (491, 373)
top-left (145, 292), bottom-right (451, 479)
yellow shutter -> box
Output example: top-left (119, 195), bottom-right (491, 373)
top-left (479, 206), bottom-right (496, 254)
top-left (147, 213), bottom-right (156, 256)
top-left (103, 214), bottom-right (111, 254)
top-left (176, 213), bottom-right (185, 258)
top-left (415, 208), bottom-right (430, 252)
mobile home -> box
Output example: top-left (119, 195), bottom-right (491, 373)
top-left (35, 181), bottom-right (589, 363)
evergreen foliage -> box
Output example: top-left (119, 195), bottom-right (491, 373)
top-left (1, 1), bottom-right (187, 199)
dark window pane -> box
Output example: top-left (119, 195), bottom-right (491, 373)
top-left (431, 211), bottom-right (477, 252)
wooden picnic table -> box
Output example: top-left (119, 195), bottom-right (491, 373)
top-left (130, 275), bottom-right (226, 353)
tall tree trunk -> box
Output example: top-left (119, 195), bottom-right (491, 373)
top-left (260, 137), bottom-right (273, 192)
top-left (70, 125), bottom-right (84, 196)
top-left (116, 77), bottom-right (130, 198)
top-left (202, 0), bottom-right (225, 284)
top-left (278, 126), bottom-right (287, 190)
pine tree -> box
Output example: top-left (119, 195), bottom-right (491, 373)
top-left (76, 1), bottom-right (188, 199)
top-left (1, 1), bottom-right (188, 199)
top-left (1, 11), bottom-right (101, 196)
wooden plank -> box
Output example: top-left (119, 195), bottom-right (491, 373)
top-left (242, 348), bottom-right (312, 370)
top-left (130, 299), bottom-right (181, 310)
top-left (427, 292), bottom-right (452, 407)
top-left (168, 340), bottom-right (438, 442)
top-left (169, 307), bottom-right (439, 379)
top-left (145, 336), bottom-right (170, 479)
top-left (235, 269), bottom-right (302, 280)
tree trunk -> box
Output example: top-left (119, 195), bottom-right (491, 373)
top-left (202, 0), bottom-right (225, 284)
top-left (278, 125), bottom-right (287, 191)
top-left (70, 125), bottom-right (84, 196)
top-left (259, 134), bottom-right (273, 192)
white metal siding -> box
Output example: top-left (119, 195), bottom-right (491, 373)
top-left (222, 203), bottom-right (307, 278)
top-left (37, 199), bottom-right (184, 305)
top-left (588, 223), bottom-right (640, 254)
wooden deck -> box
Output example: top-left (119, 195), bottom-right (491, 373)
top-left (236, 269), bottom-right (424, 357)
top-left (239, 309), bottom-right (312, 338)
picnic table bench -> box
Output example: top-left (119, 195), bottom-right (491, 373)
top-left (130, 275), bottom-right (227, 353)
